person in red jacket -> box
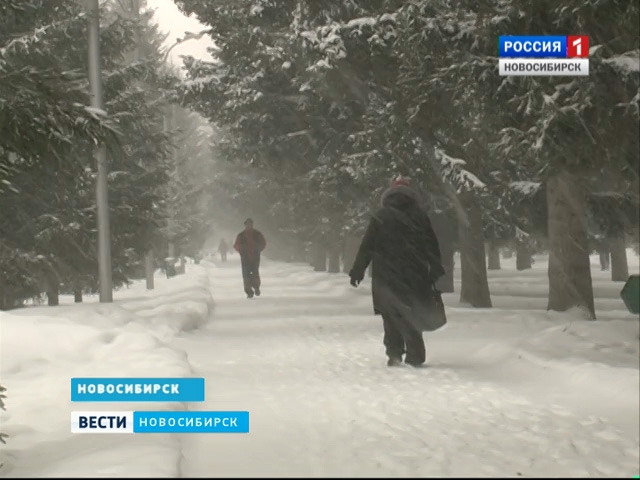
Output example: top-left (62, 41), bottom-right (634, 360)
top-left (234, 218), bottom-right (267, 298)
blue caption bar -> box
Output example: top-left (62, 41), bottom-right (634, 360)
top-left (71, 377), bottom-right (205, 402)
top-left (499, 36), bottom-right (566, 58)
top-left (133, 411), bottom-right (249, 433)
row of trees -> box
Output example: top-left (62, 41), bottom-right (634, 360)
top-left (0, 0), bottom-right (213, 309)
top-left (0, 383), bottom-right (6, 451)
top-left (175, 0), bottom-right (638, 319)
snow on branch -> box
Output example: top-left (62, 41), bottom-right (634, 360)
top-left (182, 74), bottom-right (223, 93)
top-left (509, 181), bottom-right (541, 197)
top-left (514, 226), bottom-right (530, 241)
top-left (602, 50), bottom-right (640, 75)
top-left (344, 149), bottom-right (379, 160)
top-left (436, 148), bottom-right (486, 193)
top-left (300, 11), bottom-right (399, 70)
top-left (0, 12), bottom-right (85, 61)
top-left (83, 106), bottom-right (108, 120)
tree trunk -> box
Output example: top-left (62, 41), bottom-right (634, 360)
top-left (292, 242), bottom-right (306, 263)
top-left (343, 234), bottom-right (360, 273)
top-left (610, 234), bottom-right (629, 282)
top-left (145, 250), bottom-right (155, 290)
top-left (312, 241), bottom-right (327, 272)
top-left (46, 278), bottom-right (59, 307)
top-left (74, 289), bottom-right (83, 303)
top-left (176, 256), bottom-right (186, 274)
top-left (430, 213), bottom-right (456, 293)
top-left (0, 280), bottom-right (9, 310)
top-left (458, 198), bottom-right (492, 307)
top-left (168, 242), bottom-right (175, 259)
top-left (0, 291), bottom-right (18, 310)
top-left (546, 171), bottom-right (595, 319)
top-left (516, 241), bottom-right (533, 270)
top-left (436, 247), bottom-right (455, 293)
top-left (328, 240), bottom-right (341, 273)
top-left (598, 247), bottom-right (610, 271)
top-left (487, 241), bottom-right (501, 270)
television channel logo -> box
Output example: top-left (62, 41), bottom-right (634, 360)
top-left (498, 35), bottom-right (589, 76)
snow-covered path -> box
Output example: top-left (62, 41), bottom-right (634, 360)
top-left (176, 257), bottom-right (640, 478)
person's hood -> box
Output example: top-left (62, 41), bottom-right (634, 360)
top-left (381, 185), bottom-right (421, 209)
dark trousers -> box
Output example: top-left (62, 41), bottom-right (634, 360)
top-left (241, 256), bottom-right (261, 294)
top-left (382, 313), bottom-right (426, 365)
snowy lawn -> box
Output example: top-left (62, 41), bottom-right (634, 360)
top-left (0, 266), bottom-right (213, 477)
top-left (1, 252), bottom-right (639, 478)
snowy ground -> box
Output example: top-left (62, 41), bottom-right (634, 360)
top-left (1, 251), bottom-right (639, 477)
top-left (0, 268), bottom-right (214, 477)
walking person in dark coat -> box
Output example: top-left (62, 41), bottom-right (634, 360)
top-left (349, 178), bottom-right (445, 367)
top-left (234, 218), bottom-right (267, 298)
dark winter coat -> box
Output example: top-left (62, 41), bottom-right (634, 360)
top-left (350, 186), bottom-right (445, 319)
top-left (234, 229), bottom-right (266, 262)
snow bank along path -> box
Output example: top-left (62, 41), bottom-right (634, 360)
top-left (178, 254), bottom-right (639, 478)
top-left (0, 267), bottom-right (214, 477)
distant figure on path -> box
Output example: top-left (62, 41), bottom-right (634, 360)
top-left (218, 239), bottom-right (229, 262)
top-left (349, 178), bottom-right (445, 368)
top-left (234, 218), bottom-right (267, 298)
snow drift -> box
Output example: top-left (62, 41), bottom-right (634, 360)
top-left (0, 266), bottom-right (213, 477)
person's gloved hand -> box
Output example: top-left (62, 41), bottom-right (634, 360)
top-left (349, 271), bottom-right (362, 288)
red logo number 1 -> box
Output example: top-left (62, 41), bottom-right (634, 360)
top-left (567, 36), bottom-right (589, 58)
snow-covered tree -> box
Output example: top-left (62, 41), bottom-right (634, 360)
top-left (174, 1), bottom-right (373, 265)
top-left (160, 104), bottom-right (216, 259)
top-left (489, 0), bottom-right (639, 319)
top-left (0, 0), bottom-right (175, 308)
top-left (171, 0), bottom-right (638, 320)
top-left (0, 383), bottom-right (7, 451)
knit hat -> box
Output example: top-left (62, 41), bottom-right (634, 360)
top-left (390, 177), bottom-right (410, 188)
top-left (381, 177), bottom-right (419, 206)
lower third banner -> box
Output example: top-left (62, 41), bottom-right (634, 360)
top-left (71, 411), bottom-right (249, 434)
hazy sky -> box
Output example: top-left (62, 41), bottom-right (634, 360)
top-left (146, 0), bottom-right (214, 66)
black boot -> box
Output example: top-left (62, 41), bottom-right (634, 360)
top-left (387, 356), bottom-right (403, 367)
top-left (405, 354), bottom-right (426, 368)
top-left (405, 360), bottom-right (425, 368)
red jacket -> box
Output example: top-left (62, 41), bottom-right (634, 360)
top-left (234, 229), bottom-right (266, 260)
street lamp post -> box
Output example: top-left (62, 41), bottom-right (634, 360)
top-left (162, 29), bottom-right (211, 64)
top-left (87, 0), bottom-right (113, 302)
top-left (160, 29), bottom-right (209, 262)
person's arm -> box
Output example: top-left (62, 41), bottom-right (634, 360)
top-left (233, 234), bottom-right (242, 253)
top-left (349, 216), bottom-right (378, 284)
top-left (259, 232), bottom-right (266, 251)
top-left (423, 214), bottom-right (445, 282)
